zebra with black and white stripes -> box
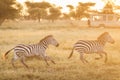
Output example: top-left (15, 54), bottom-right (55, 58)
top-left (68, 32), bottom-right (115, 63)
top-left (3, 35), bottom-right (59, 68)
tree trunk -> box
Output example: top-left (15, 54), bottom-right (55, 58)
top-left (38, 13), bottom-right (41, 22)
top-left (38, 18), bottom-right (41, 22)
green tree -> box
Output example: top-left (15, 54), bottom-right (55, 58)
top-left (66, 5), bottom-right (76, 19)
top-left (28, 8), bottom-right (47, 22)
top-left (0, 0), bottom-right (22, 25)
top-left (67, 5), bottom-right (74, 10)
top-left (47, 7), bottom-right (61, 22)
top-left (62, 13), bottom-right (70, 20)
top-left (75, 2), bottom-right (95, 20)
top-left (25, 1), bottom-right (51, 22)
top-left (25, 1), bottom-right (51, 9)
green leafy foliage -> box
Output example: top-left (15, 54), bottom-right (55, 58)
top-left (47, 7), bottom-right (61, 22)
top-left (75, 2), bottom-right (95, 19)
top-left (0, 0), bottom-right (22, 25)
top-left (65, 2), bottom-right (95, 20)
top-left (25, 1), bottom-right (51, 22)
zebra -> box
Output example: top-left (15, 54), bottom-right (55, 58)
top-left (3, 35), bottom-right (59, 68)
top-left (68, 32), bottom-right (115, 63)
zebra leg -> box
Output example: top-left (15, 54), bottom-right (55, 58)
top-left (80, 53), bottom-right (88, 63)
top-left (41, 53), bottom-right (50, 66)
top-left (11, 53), bottom-right (19, 68)
top-left (41, 54), bottom-right (50, 66)
top-left (44, 57), bottom-right (49, 66)
top-left (80, 54), bottom-right (85, 63)
top-left (102, 52), bottom-right (108, 63)
top-left (80, 53), bottom-right (86, 63)
top-left (11, 58), bottom-right (17, 68)
top-left (20, 57), bottom-right (29, 68)
top-left (95, 53), bottom-right (103, 60)
top-left (46, 56), bottom-right (56, 64)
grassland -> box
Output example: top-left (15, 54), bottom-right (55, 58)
top-left (0, 20), bottom-right (120, 80)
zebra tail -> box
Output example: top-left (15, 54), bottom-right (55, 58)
top-left (2, 48), bottom-right (14, 60)
top-left (68, 48), bottom-right (74, 59)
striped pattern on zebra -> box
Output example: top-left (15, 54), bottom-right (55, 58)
top-left (68, 32), bottom-right (115, 63)
top-left (3, 35), bottom-right (59, 68)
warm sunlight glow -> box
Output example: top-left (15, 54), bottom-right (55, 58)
top-left (91, 0), bottom-right (104, 10)
top-left (16, 0), bottom-right (120, 13)
top-left (16, 0), bottom-right (105, 11)
top-left (42, 0), bottom-right (105, 12)
top-left (16, 0), bottom-right (25, 4)
top-left (115, 0), bottom-right (120, 5)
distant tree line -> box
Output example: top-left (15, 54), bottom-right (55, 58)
top-left (25, 1), bottom-right (61, 22)
top-left (0, 0), bottom-right (120, 25)
top-left (0, 0), bottom-right (22, 25)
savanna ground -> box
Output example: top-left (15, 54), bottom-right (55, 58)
top-left (0, 20), bottom-right (120, 80)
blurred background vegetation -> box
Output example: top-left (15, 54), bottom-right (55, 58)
top-left (0, 0), bottom-right (120, 26)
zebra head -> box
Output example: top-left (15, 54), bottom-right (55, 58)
top-left (97, 32), bottom-right (115, 44)
top-left (39, 35), bottom-right (59, 47)
top-left (48, 35), bottom-right (59, 47)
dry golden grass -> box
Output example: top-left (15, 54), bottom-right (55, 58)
top-left (0, 20), bottom-right (120, 80)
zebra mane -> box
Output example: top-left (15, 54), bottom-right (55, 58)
top-left (39, 35), bottom-right (53, 43)
top-left (97, 32), bottom-right (109, 40)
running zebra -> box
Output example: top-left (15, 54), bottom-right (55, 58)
top-left (3, 35), bottom-right (59, 68)
top-left (68, 32), bottom-right (115, 63)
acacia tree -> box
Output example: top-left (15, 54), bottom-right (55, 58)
top-left (75, 2), bottom-right (95, 20)
top-left (0, 0), bottom-right (22, 25)
top-left (62, 13), bottom-right (70, 20)
top-left (25, 1), bottom-right (51, 22)
top-left (66, 5), bottom-right (76, 19)
top-left (28, 8), bottom-right (47, 22)
top-left (47, 7), bottom-right (61, 22)
top-left (66, 2), bottom-right (95, 20)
